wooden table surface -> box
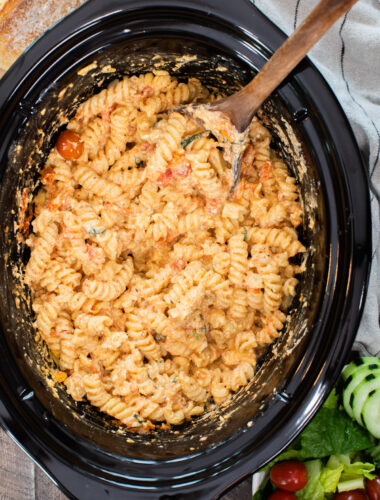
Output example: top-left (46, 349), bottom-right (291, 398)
top-left (0, 427), bottom-right (252, 500)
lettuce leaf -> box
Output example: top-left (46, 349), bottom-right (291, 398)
top-left (342, 459), bottom-right (375, 480)
top-left (320, 456), bottom-right (344, 493)
top-left (294, 455), bottom-right (375, 499)
top-left (265, 405), bottom-right (373, 467)
top-left (300, 407), bottom-right (373, 458)
top-left (323, 389), bottom-right (339, 409)
top-left (369, 442), bottom-right (380, 467)
top-left (296, 460), bottom-right (325, 500)
top-left (264, 448), bottom-right (304, 470)
top-left (335, 455), bottom-right (375, 491)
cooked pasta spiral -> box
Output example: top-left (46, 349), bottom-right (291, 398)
top-left (24, 71), bottom-right (305, 431)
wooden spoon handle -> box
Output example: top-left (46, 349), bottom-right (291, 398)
top-left (219, 0), bottom-right (359, 131)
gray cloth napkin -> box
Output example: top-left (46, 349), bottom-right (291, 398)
top-left (250, 0), bottom-right (380, 356)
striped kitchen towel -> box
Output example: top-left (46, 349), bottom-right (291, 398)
top-left (250, 0), bottom-right (380, 355)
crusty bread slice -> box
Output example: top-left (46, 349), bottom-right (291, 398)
top-left (0, 0), bottom-right (86, 71)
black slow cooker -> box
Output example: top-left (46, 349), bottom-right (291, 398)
top-left (0, 0), bottom-right (371, 498)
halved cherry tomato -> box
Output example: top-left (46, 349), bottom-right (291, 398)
top-left (333, 490), bottom-right (367, 500)
top-left (367, 477), bottom-right (380, 500)
top-left (56, 130), bottom-right (83, 160)
top-left (270, 461), bottom-right (308, 492)
top-left (268, 490), bottom-right (297, 500)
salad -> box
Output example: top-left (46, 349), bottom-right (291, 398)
top-left (253, 358), bottom-right (380, 500)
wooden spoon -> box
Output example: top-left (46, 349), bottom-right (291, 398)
top-left (179, 0), bottom-right (359, 190)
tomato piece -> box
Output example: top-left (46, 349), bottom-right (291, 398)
top-left (171, 258), bottom-right (186, 271)
top-left (270, 461), bottom-right (308, 492)
top-left (206, 199), bottom-right (219, 216)
top-left (142, 86), bottom-right (154, 97)
top-left (40, 166), bottom-right (54, 185)
top-left (18, 187), bottom-right (32, 234)
top-left (157, 168), bottom-right (174, 186)
top-left (20, 187), bottom-right (28, 214)
top-left (333, 490), bottom-right (367, 500)
top-left (259, 161), bottom-right (273, 182)
top-left (173, 162), bottom-right (191, 177)
top-left (141, 142), bottom-right (155, 153)
top-left (53, 370), bottom-right (67, 383)
top-left (268, 490), bottom-right (297, 500)
top-left (56, 130), bottom-right (84, 160)
top-left (367, 477), bottom-right (380, 500)
top-left (100, 104), bottom-right (115, 123)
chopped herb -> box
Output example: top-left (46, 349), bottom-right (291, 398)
top-left (243, 227), bottom-right (248, 241)
top-left (200, 314), bottom-right (204, 321)
top-left (88, 227), bottom-right (106, 237)
top-left (181, 131), bottom-right (206, 149)
top-left (133, 412), bottom-right (144, 424)
top-left (136, 160), bottom-right (145, 168)
top-left (153, 117), bottom-right (163, 127)
top-left (201, 325), bottom-right (207, 334)
top-left (192, 329), bottom-right (200, 340)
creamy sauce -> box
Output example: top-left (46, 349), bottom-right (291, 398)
top-left (6, 53), bottom-right (318, 445)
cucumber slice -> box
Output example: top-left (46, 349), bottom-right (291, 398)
top-left (362, 389), bottom-right (380, 438)
top-left (351, 372), bottom-right (380, 426)
top-left (342, 357), bottom-right (380, 381)
top-left (343, 365), bottom-right (380, 418)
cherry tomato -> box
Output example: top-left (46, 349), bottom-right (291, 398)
top-left (270, 461), bottom-right (308, 492)
top-left (333, 490), bottom-right (367, 500)
top-left (268, 491), bottom-right (297, 500)
top-left (367, 476), bottom-right (380, 500)
top-left (56, 130), bottom-right (83, 160)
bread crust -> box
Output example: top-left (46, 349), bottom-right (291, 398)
top-left (0, 0), bottom-right (23, 21)
top-left (0, 0), bottom-right (86, 70)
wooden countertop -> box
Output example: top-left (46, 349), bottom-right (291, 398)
top-left (0, 429), bottom-right (67, 500)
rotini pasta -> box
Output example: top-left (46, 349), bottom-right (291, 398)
top-left (24, 71), bottom-right (305, 431)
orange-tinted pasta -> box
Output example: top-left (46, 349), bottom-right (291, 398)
top-left (24, 71), bottom-right (305, 430)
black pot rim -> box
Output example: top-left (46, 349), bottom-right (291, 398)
top-left (0, 1), bottom-right (371, 498)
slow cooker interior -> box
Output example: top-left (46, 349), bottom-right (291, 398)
top-left (0, 36), bottom-right (324, 460)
